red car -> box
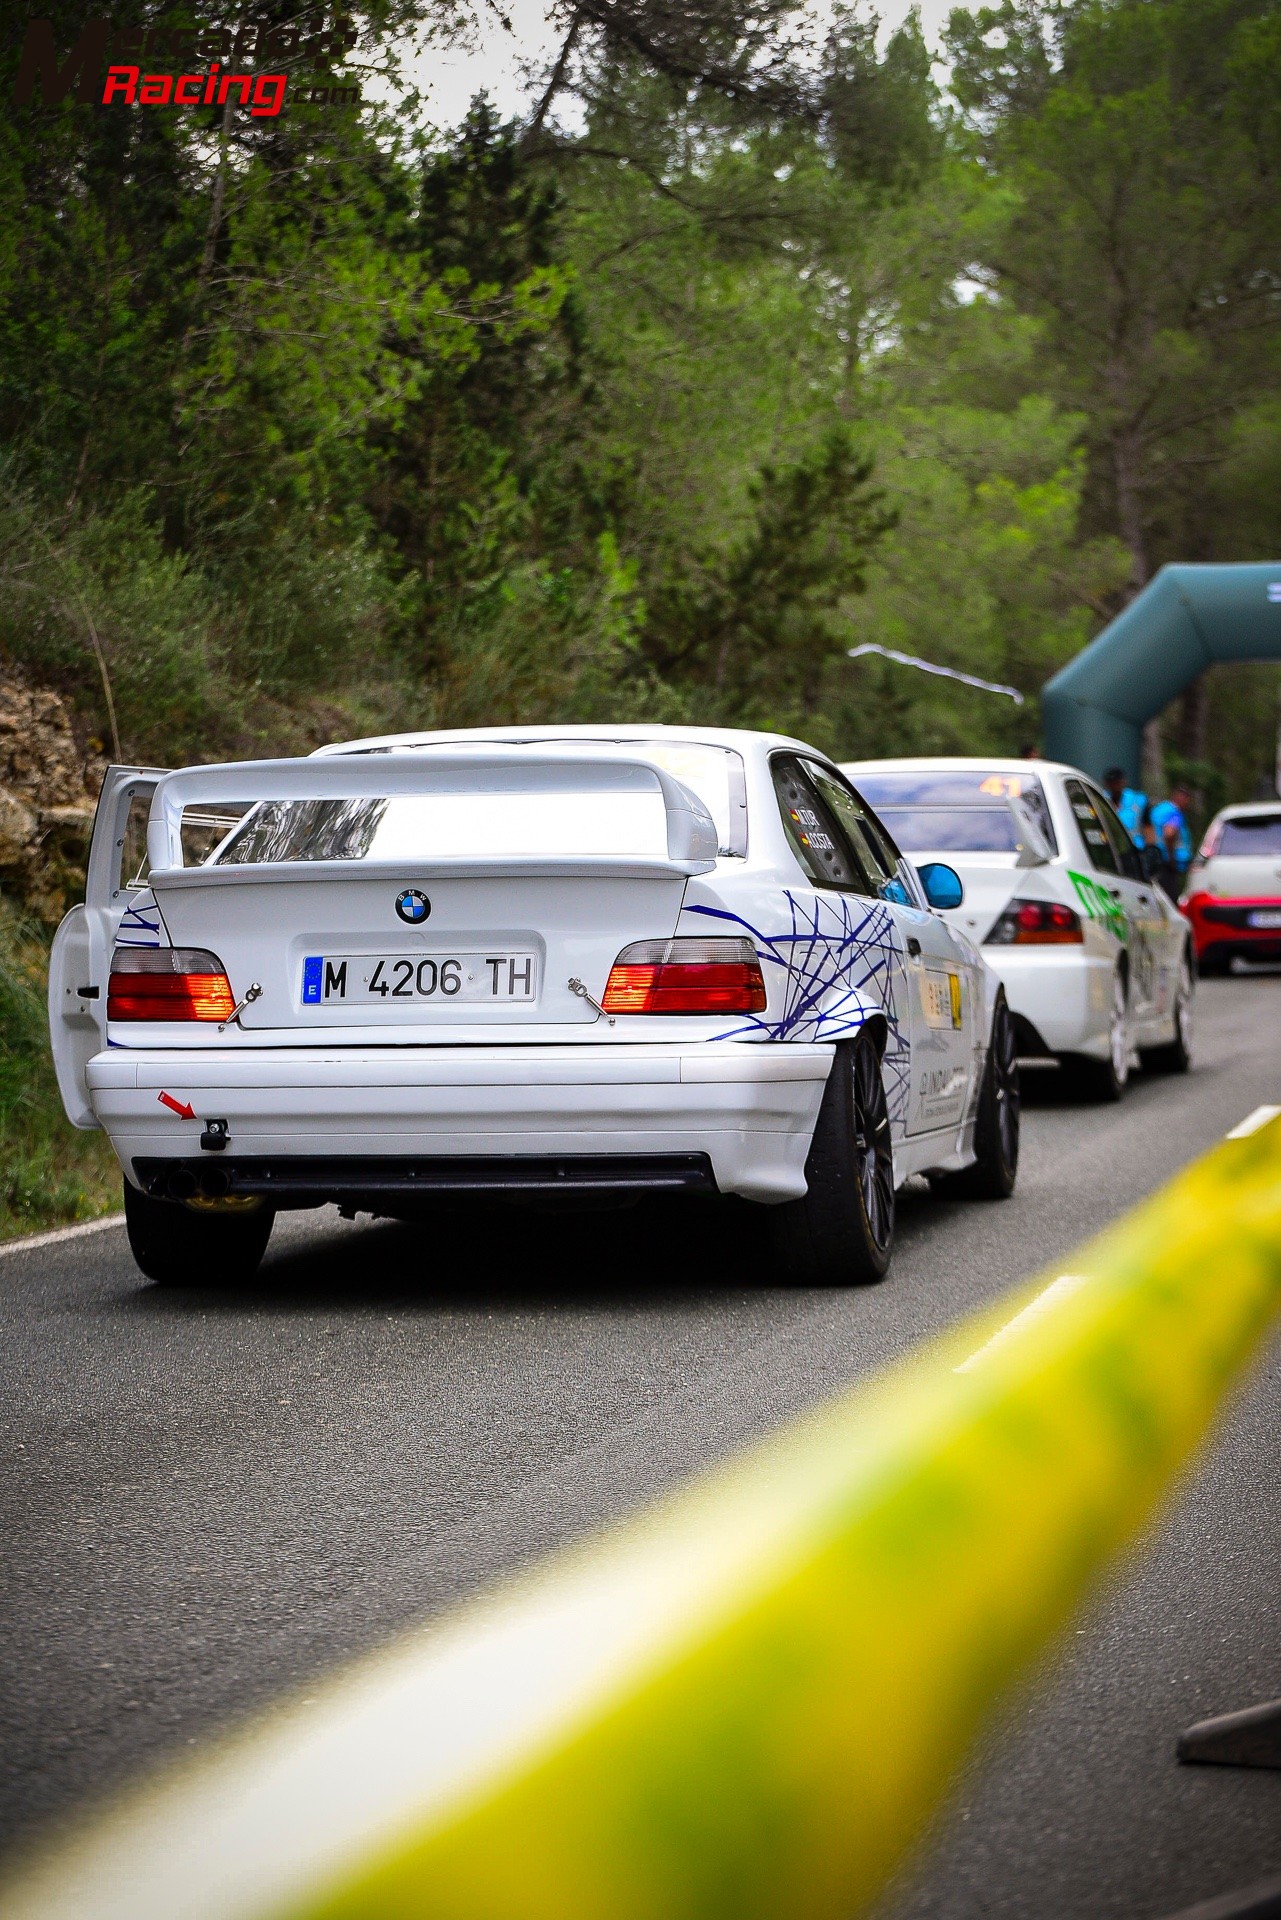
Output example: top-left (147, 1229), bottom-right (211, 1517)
top-left (1180, 803), bottom-right (1281, 973)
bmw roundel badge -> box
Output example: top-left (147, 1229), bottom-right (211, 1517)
top-left (394, 889), bottom-right (431, 925)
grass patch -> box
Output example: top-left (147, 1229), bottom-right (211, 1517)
top-left (0, 904), bottom-right (119, 1239)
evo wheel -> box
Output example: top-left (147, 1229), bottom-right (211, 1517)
top-left (1064, 967), bottom-right (1130, 1103)
top-left (932, 990), bottom-right (1019, 1200)
top-left (1141, 952), bottom-right (1193, 1074)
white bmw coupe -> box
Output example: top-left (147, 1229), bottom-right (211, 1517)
top-left (49, 727), bottom-right (1018, 1287)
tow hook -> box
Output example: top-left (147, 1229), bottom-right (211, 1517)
top-left (200, 1118), bottom-right (230, 1153)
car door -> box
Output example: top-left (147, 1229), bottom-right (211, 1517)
top-left (804, 761), bottom-right (975, 1136)
top-left (1091, 782), bottom-right (1175, 1025)
top-left (1062, 776), bottom-right (1154, 1021)
top-left (47, 766), bottom-right (168, 1128)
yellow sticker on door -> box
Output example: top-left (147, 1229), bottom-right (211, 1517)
top-left (922, 970), bottom-right (962, 1029)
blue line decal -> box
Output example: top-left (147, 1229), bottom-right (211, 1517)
top-left (686, 892), bottom-right (911, 1128)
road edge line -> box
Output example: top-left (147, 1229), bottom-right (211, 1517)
top-left (0, 1215), bottom-right (125, 1259)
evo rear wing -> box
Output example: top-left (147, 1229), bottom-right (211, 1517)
top-left (145, 748), bottom-right (720, 881)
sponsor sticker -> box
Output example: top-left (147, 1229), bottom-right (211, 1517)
top-left (1067, 868), bottom-right (1127, 941)
top-left (921, 969), bottom-right (962, 1029)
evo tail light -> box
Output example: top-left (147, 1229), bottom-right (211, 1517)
top-left (108, 948), bottom-right (236, 1022)
top-left (601, 938), bottom-right (767, 1014)
top-left (985, 899), bottom-right (1083, 946)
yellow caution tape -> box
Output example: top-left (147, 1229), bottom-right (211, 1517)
top-left (6, 1116), bottom-right (1281, 1920)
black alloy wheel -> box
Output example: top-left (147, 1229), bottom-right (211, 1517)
top-left (1141, 949), bottom-right (1193, 1074)
top-left (1064, 965), bottom-right (1130, 1102)
top-left (768, 1033), bottom-right (895, 1285)
top-left (851, 1035), bottom-right (897, 1254)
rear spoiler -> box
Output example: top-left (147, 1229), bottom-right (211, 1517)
top-left (145, 748), bottom-right (720, 880)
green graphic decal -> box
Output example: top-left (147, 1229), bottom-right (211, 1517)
top-left (1068, 868), bottom-right (1127, 941)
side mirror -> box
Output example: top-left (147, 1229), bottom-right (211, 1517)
top-left (1139, 844), bottom-right (1163, 881)
top-left (917, 861), bottom-right (964, 910)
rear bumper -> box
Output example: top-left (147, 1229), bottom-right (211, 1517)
top-left (87, 1041), bottom-right (834, 1205)
top-left (1181, 894), bottom-right (1281, 965)
top-left (973, 948), bottom-right (1115, 1058)
top-left (134, 1152), bottom-right (718, 1207)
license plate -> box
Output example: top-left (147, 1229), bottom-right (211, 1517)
top-left (302, 953), bottom-right (537, 1005)
top-left (1248, 910), bottom-right (1281, 928)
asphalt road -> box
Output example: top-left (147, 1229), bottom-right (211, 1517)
top-left (2, 974), bottom-right (1279, 1918)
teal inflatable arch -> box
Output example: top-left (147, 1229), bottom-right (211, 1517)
top-left (1041, 562), bottom-right (1281, 782)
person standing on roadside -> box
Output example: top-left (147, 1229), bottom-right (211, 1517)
top-left (1103, 766), bottom-right (1147, 846)
top-left (1148, 781), bottom-right (1195, 899)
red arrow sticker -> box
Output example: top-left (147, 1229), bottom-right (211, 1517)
top-left (157, 1091), bottom-right (196, 1120)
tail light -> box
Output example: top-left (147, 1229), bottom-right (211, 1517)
top-left (985, 899), bottom-right (1083, 946)
top-left (108, 948), bottom-right (236, 1021)
top-left (602, 938), bottom-right (767, 1014)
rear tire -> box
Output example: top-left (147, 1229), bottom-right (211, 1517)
top-left (1062, 967), bottom-right (1130, 1103)
top-left (124, 1181), bottom-right (274, 1286)
top-left (1197, 948), bottom-right (1229, 978)
top-left (1141, 952), bottom-right (1193, 1074)
top-left (931, 991), bottom-right (1019, 1200)
top-left (768, 1034), bottom-right (895, 1286)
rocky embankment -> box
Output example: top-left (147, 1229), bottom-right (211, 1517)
top-left (0, 673), bottom-right (106, 922)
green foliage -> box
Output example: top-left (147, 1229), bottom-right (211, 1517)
top-left (0, 468), bottom-right (416, 763)
top-left (944, 0), bottom-right (1281, 587)
top-left (833, 394), bottom-right (1129, 759)
top-left (0, 906), bottom-right (117, 1236)
top-left (12, 0), bottom-right (1266, 779)
top-left (645, 427), bottom-right (897, 724)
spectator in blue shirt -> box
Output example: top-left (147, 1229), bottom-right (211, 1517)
top-left (1103, 766), bottom-right (1148, 845)
top-left (1149, 782), bottom-right (1194, 878)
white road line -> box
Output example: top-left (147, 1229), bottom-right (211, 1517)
top-left (0, 1214), bottom-right (124, 1259)
top-left (955, 1107), bottom-right (1280, 1367)
top-left (954, 1273), bottom-right (1089, 1374)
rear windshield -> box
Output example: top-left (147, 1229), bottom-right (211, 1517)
top-left (212, 787), bottom-right (673, 864)
top-left (872, 806), bottom-right (1026, 854)
top-left (1218, 815), bottom-right (1281, 856)
top-left (853, 769), bottom-right (1058, 854)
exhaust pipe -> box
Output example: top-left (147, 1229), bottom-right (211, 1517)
top-left (200, 1167), bottom-right (231, 1199)
top-left (167, 1168), bottom-right (197, 1200)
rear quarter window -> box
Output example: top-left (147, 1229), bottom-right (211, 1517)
top-left (771, 757), bottom-right (871, 891)
top-left (1064, 779), bottom-right (1119, 875)
top-left (806, 763), bottom-right (913, 904)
